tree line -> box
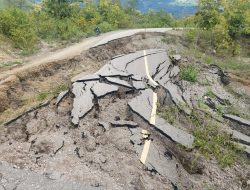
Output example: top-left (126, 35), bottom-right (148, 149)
top-left (0, 0), bottom-right (249, 55)
top-left (0, 0), bottom-right (175, 51)
top-left (184, 0), bottom-right (249, 55)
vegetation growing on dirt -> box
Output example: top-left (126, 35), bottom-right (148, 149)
top-left (189, 110), bottom-right (246, 168)
top-left (180, 65), bottom-right (198, 82)
top-left (193, 123), bottom-right (244, 167)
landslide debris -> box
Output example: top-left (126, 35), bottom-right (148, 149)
top-left (0, 34), bottom-right (249, 190)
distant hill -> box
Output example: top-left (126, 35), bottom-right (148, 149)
top-left (0, 0), bottom-right (197, 17)
top-left (134, 0), bottom-right (197, 17)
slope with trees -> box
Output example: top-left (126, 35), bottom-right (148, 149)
top-left (0, 0), bottom-right (175, 53)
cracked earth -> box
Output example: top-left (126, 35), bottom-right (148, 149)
top-left (0, 32), bottom-right (249, 190)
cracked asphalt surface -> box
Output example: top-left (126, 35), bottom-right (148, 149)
top-left (0, 46), bottom-right (249, 189)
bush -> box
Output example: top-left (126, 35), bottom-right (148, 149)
top-left (33, 11), bottom-right (86, 41)
top-left (0, 8), bottom-right (37, 50)
top-left (180, 65), bottom-right (198, 82)
top-left (99, 22), bottom-right (117, 33)
top-left (184, 29), bottom-right (197, 44)
top-left (56, 18), bottom-right (85, 41)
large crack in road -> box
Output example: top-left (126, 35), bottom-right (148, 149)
top-left (0, 48), bottom-right (249, 189)
top-left (59, 49), bottom-right (193, 188)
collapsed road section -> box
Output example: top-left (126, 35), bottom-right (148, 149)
top-left (1, 49), bottom-right (249, 189)
top-left (67, 49), bottom-right (194, 188)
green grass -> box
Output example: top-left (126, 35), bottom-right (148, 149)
top-left (205, 88), bottom-right (216, 98)
top-left (193, 124), bottom-right (244, 167)
top-left (188, 111), bottom-right (245, 168)
top-left (37, 91), bottom-right (50, 101)
top-left (159, 105), bottom-right (179, 125)
top-left (183, 47), bottom-right (250, 78)
top-left (225, 105), bottom-right (250, 120)
top-left (180, 65), bottom-right (198, 82)
top-left (0, 61), bottom-right (22, 68)
top-left (36, 84), bottom-right (68, 101)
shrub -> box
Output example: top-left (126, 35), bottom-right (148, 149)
top-left (180, 65), bottom-right (198, 82)
top-left (56, 18), bottom-right (85, 41)
top-left (33, 10), bottom-right (86, 41)
top-left (99, 21), bottom-right (117, 33)
top-left (184, 29), bottom-right (197, 44)
top-left (0, 8), bottom-right (37, 50)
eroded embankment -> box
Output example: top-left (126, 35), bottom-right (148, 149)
top-left (0, 47), bottom-right (249, 190)
top-left (0, 32), bottom-right (166, 123)
top-left (0, 32), bottom-right (249, 190)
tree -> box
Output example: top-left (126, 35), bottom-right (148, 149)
top-left (195, 0), bottom-right (250, 54)
top-left (195, 0), bottom-right (222, 29)
top-left (43, 0), bottom-right (83, 19)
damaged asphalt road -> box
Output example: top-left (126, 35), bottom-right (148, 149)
top-left (1, 48), bottom-right (250, 190)
top-left (68, 49), bottom-right (194, 188)
top-left (70, 48), bottom-right (194, 153)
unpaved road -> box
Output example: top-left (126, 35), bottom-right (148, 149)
top-left (0, 28), bottom-right (172, 83)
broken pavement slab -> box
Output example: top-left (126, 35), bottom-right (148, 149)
top-left (128, 89), bottom-right (194, 148)
top-left (128, 89), bottom-right (154, 124)
top-left (155, 116), bottom-right (194, 149)
top-left (163, 81), bottom-right (191, 115)
top-left (129, 128), bottom-right (179, 187)
top-left (71, 82), bottom-right (94, 125)
top-left (98, 121), bottom-right (110, 131)
top-left (223, 114), bottom-right (250, 127)
top-left (230, 130), bottom-right (250, 146)
top-left (132, 80), bottom-right (146, 90)
top-left (91, 82), bottom-right (119, 98)
top-left (141, 140), bottom-right (179, 186)
top-left (70, 49), bottom-right (191, 125)
top-left (170, 54), bottom-right (182, 65)
top-left (105, 77), bottom-right (133, 89)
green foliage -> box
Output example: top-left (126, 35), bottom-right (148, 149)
top-left (193, 124), bottom-right (244, 167)
top-left (135, 10), bottom-right (175, 28)
top-left (0, 8), bottom-right (37, 50)
top-left (0, 61), bottom-right (22, 68)
top-left (180, 65), bottom-right (198, 82)
top-left (194, 0), bottom-right (250, 54)
top-left (43, 0), bottom-right (82, 19)
top-left (99, 21), bottom-right (116, 33)
top-left (187, 111), bottom-right (245, 168)
top-left (37, 91), bottom-right (50, 101)
top-left (0, 0), bottom-right (177, 51)
top-left (37, 83), bottom-right (68, 101)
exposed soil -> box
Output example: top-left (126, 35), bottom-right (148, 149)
top-left (0, 31), bottom-right (249, 190)
top-left (0, 32), bottom-right (168, 124)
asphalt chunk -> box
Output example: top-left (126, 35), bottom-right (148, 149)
top-left (223, 114), bottom-right (250, 127)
